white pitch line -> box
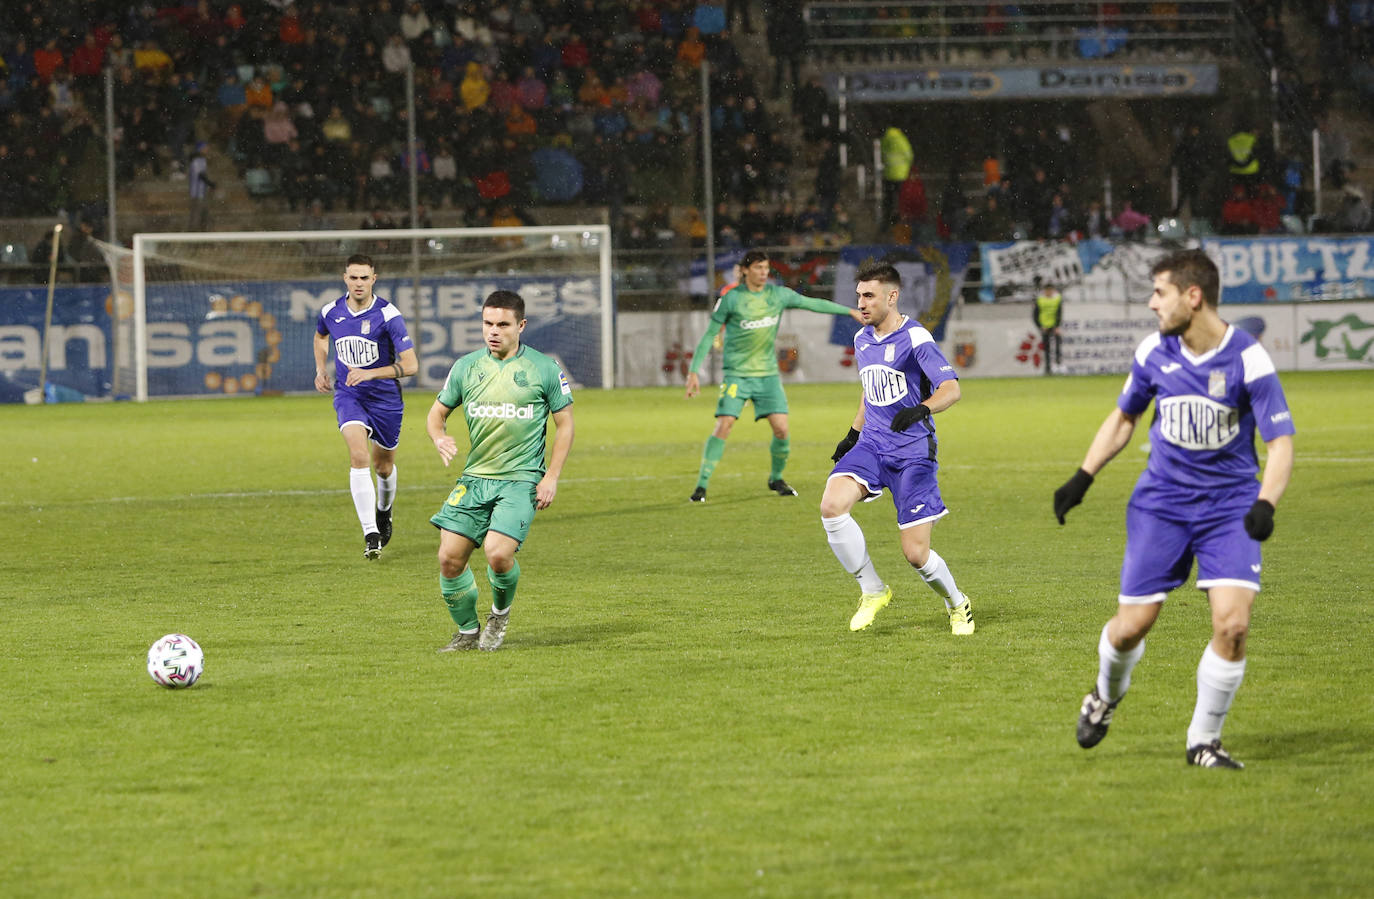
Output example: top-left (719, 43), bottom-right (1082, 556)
top-left (7, 456), bottom-right (1370, 510)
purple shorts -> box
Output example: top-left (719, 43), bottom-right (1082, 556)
top-left (1118, 482), bottom-right (1262, 602)
top-left (829, 442), bottom-right (947, 529)
top-left (333, 388), bottom-right (404, 450)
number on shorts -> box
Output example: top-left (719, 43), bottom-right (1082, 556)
top-left (445, 484), bottom-right (468, 506)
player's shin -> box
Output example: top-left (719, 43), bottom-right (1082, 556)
top-left (769, 436), bottom-right (789, 481)
top-left (1097, 622), bottom-right (1145, 703)
top-left (915, 549), bottom-right (965, 610)
top-left (697, 435), bottom-right (726, 488)
top-left (1187, 644), bottom-right (1246, 748)
top-left (350, 466), bottom-right (379, 534)
top-left (441, 570), bottom-right (480, 631)
top-left (487, 562), bottom-right (520, 612)
top-left (376, 465), bottom-right (397, 512)
top-left (822, 513), bottom-right (883, 593)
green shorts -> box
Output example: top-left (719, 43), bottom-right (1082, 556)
top-left (713, 374), bottom-right (788, 420)
top-left (430, 476), bottom-right (538, 547)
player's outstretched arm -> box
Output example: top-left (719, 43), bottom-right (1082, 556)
top-left (536, 406), bottom-right (575, 510)
top-left (427, 400), bottom-right (460, 467)
top-left (1054, 407), bottom-right (1138, 524)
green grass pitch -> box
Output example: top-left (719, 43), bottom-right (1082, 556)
top-left (3, 371), bottom-right (1371, 897)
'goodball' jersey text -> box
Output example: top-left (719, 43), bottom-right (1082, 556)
top-left (691, 283), bottom-right (853, 377)
top-left (437, 344), bottom-right (573, 483)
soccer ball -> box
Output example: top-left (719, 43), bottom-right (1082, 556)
top-left (147, 634), bottom-right (204, 688)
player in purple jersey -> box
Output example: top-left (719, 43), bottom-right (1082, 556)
top-left (820, 259), bottom-right (975, 636)
top-left (313, 254), bottom-right (419, 560)
top-left (1054, 249), bottom-right (1295, 769)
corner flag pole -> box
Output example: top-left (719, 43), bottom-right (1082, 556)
top-left (38, 223), bottom-right (64, 403)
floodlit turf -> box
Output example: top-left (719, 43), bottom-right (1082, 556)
top-left (3, 371), bottom-right (1371, 897)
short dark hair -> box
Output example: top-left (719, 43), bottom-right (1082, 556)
top-left (740, 249), bottom-right (769, 269)
top-left (484, 289), bottom-right (526, 320)
top-left (855, 257), bottom-right (901, 288)
top-left (346, 253), bottom-right (375, 271)
top-left (1150, 249), bottom-right (1219, 307)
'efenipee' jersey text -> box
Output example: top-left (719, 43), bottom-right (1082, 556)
top-left (691, 283), bottom-right (853, 377)
top-left (1119, 325), bottom-right (1295, 494)
top-left (436, 344), bottom-right (572, 483)
top-left (855, 316), bottom-right (958, 459)
top-left (316, 295), bottom-right (413, 402)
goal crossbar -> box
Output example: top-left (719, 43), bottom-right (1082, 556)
top-left (126, 225), bottom-right (614, 401)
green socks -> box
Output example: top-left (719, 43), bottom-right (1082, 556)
top-left (440, 569), bottom-right (479, 632)
top-left (487, 562), bottom-right (520, 612)
top-left (769, 436), bottom-right (790, 481)
top-left (442, 563), bottom-right (520, 627)
top-left (697, 435), bottom-right (726, 489)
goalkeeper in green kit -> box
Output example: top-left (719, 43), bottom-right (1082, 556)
top-left (685, 249), bottom-right (864, 502)
top-left (427, 290), bottom-right (575, 653)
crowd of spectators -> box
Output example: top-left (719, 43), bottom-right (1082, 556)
top-left (0, 0), bottom-right (780, 232)
top-left (1, 0), bottom-right (1369, 265)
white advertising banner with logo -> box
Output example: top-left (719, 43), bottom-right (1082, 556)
top-left (933, 301), bottom-right (1374, 378)
top-left (615, 300), bottom-right (1373, 386)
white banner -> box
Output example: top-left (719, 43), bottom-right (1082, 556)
top-left (614, 302), bottom-right (1373, 386)
top-left (1293, 301), bottom-right (1374, 369)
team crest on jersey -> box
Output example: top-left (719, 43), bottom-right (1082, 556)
top-left (514, 370), bottom-right (529, 387)
top-left (1208, 370), bottom-right (1226, 398)
top-left (361, 321), bottom-right (371, 335)
top-left (884, 344), bottom-right (895, 363)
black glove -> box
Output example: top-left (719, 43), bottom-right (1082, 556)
top-left (889, 403), bottom-right (932, 432)
top-left (1244, 499), bottom-right (1275, 541)
top-left (1053, 468), bottom-right (1094, 524)
top-left (831, 427), bottom-right (860, 462)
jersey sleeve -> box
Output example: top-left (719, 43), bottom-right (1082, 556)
top-left (436, 355), bottom-right (468, 408)
top-left (1118, 333), bottom-right (1160, 416)
top-left (1241, 343), bottom-right (1296, 441)
top-left (382, 305), bottom-right (415, 355)
top-left (543, 356), bottom-right (574, 413)
top-left (315, 302), bottom-right (330, 336)
top-left (910, 327), bottom-right (958, 389)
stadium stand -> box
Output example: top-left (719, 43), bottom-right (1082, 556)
top-left (2, 1), bottom-right (1373, 292)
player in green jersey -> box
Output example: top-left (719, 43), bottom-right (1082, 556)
top-left (426, 290), bottom-right (575, 652)
top-left (684, 249), bottom-right (863, 502)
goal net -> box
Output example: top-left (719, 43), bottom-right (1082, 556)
top-left (97, 226), bottom-right (613, 401)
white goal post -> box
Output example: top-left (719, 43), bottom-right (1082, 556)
top-left (104, 225), bottom-right (613, 401)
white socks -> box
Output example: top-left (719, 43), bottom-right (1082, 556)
top-left (350, 466), bottom-right (378, 535)
top-left (1096, 622), bottom-right (1145, 703)
top-left (916, 549), bottom-right (965, 610)
top-left (376, 466), bottom-right (397, 512)
top-left (821, 514), bottom-right (884, 593)
top-left (1187, 644), bottom-right (1246, 748)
